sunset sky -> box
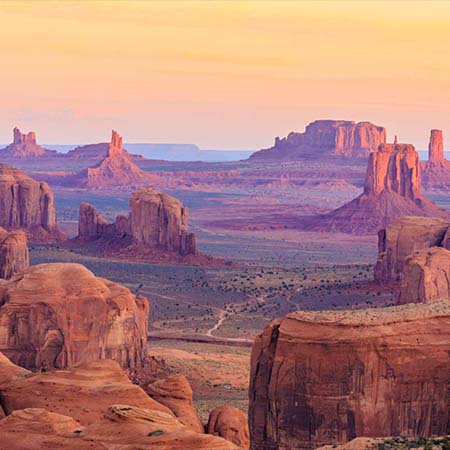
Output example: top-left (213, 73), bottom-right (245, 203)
top-left (0, 1), bottom-right (449, 150)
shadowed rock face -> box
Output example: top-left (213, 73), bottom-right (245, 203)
top-left (375, 216), bottom-right (450, 283)
top-left (0, 263), bottom-right (149, 371)
top-left (249, 302), bottom-right (450, 450)
top-left (0, 128), bottom-right (55, 158)
top-left (303, 143), bottom-right (448, 234)
top-left (398, 247), bottom-right (450, 304)
top-left (0, 164), bottom-right (63, 242)
top-left (250, 120), bottom-right (386, 160)
top-left (207, 405), bottom-right (250, 449)
top-left (0, 229), bottom-right (29, 279)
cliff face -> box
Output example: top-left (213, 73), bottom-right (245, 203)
top-left (249, 302), bottom-right (450, 450)
top-left (0, 229), bottom-right (29, 279)
top-left (422, 130), bottom-right (450, 190)
top-left (0, 128), bottom-right (55, 158)
top-left (428, 129), bottom-right (444, 163)
top-left (0, 164), bottom-right (63, 242)
top-left (0, 263), bottom-right (149, 371)
top-left (250, 120), bottom-right (386, 160)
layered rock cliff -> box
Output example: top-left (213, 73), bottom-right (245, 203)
top-left (0, 128), bottom-right (55, 158)
top-left (0, 263), bottom-right (149, 370)
top-left (304, 142), bottom-right (448, 233)
top-left (0, 164), bottom-right (63, 242)
top-left (250, 120), bottom-right (386, 160)
top-left (249, 302), bottom-right (450, 449)
top-left (0, 229), bottom-right (29, 279)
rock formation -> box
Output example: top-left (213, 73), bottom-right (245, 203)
top-left (77, 188), bottom-right (197, 256)
top-left (0, 263), bottom-right (149, 371)
top-left (398, 247), bottom-right (450, 304)
top-left (374, 216), bottom-right (450, 283)
top-left (304, 142), bottom-right (448, 233)
top-left (0, 128), bottom-right (55, 158)
top-left (428, 129), bottom-right (444, 163)
top-left (0, 229), bottom-right (29, 279)
top-left (250, 120), bottom-right (386, 160)
top-left (146, 374), bottom-right (204, 433)
top-left (73, 130), bottom-right (157, 188)
top-left (422, 130), bottom-right (450, 190)
top-left (0, 164), bottom-right (63, 242)
top-left (207, 405), bottom-right (250, 450)
top-left (249, 301), bottom-right (450, 449)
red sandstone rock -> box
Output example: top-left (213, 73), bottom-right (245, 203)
top-left (78, 202), bottom-right (110, 240)
top-left (250, 120), bottom-right (386, 160)
top-left (0, 128), bottom-right (55, 158)
top-left (374, 216), bottom-right (450, 283)
top-left (0, 229), bottom-right (29, 279)
top-left (304, 143), bottom-right (448, 233)
top-left (422, 130), bottom-right (450, 190)
top-left (207, 405), bottom-right (250, 449)
top-left (0, 263), bottom-right (149, 371)
top-left (398, 247), bottom-right (450, 304)
top-left (249, 302), bottom-right (450, 449)
top-left (0, 164), bottom-right (64, 242)
top-left (428, 129), bottom-right (444, 163)
top-left (146, 374), bottom-right (204, 433)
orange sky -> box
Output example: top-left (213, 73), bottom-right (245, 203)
top-left (0, 1), bottom-right (449, 150)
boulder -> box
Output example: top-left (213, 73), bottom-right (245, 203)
top-left (0, 229), bottom-right (29, 279)
top-left (0, 263), bottom-right (149, 370)
top-left (249, 302), bottom-right (450, 449)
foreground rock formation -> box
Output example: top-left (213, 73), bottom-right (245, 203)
top-left (0, 229), bottom-right (29, 279)
top-left (374, 216), bottom-right (450, 283)
top-left (398, 247), bottom-right (450, 304)
top-left (249, 301), bottom-right (450, 449)
top-left (0, 164), bottom-right (63, 242)
top-left (77, 188), bottom-right (197, 257)
top-left (73, 130), bottom-right (157, 188)
top-left (0, 127), bottom-right (55, 158)
top-left (422, 129), bottom-right (450, 190)
top-left (250, 120), bottom-right (386, 160)
top-left (0, 263), bottom-right (149, 371)
top-left (0, 355), bottom-right (237, 450)
top-left (304, 142), bottom-right (447, 233)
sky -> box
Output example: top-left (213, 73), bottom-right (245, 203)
top-left (0, 1), bottom-right (448, 150)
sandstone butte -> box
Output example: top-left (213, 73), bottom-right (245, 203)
top-left (422, 129), bottom-right (450, 190)
top-left (0, 163), bottom-right (64, 242)
top-left (0, 127), bottom-right (56, 158)
top-left (304, 142), bottom-right (448, 234)
top-left (77, 187), bottom-right (197, 256)
top-left (0, 355), bottom-right (238, 450)
top-left (249, 120), bottom-right (386, 160)
top-left (249, 301), bottom-right (450, 450)
top-left (0, 228), bottom-right (29, 279)
top-left (72, 130), bottom-right (159, 188)
top-left (0, 263), bottom-right (149, 371)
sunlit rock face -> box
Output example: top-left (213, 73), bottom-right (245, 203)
top-left (0, 127), bottom-right (55, 158)
top-left (0, 229), bottom-right (29, 279)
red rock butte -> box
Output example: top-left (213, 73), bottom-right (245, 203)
top-left (303, 141), bottom-right (448, 233)
top-left (422, 129), bottom-right (450, 190)
top-left (249, 120), bottom-right (386, 160)
top-left (0, 127), bottom-right (55, 158)
top-left (249, 301), bottom-right (450, 449)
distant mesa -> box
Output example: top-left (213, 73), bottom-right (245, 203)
top-left (249, 120), bottom-right (386, 161)
top-left (422, 129), bottom-right (450, 190)
top-left (304, 140), bottom-right (448, 233)
top-left (0, 229), bottom-right (29, 279)
top-left (0, 127), bottom-right (56, 158)
top-left (77, 187), bottom-right (197, 258)
top-left (71, 130), bottom-right (159, 188)
top-left (0, 163), bottom-right (65, 242)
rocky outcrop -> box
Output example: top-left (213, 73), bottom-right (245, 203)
top-left (207, 405), bottom-right (250, 449)
top-left (146, 374), bottom-right (204, 433)
top-left (398, 247), bottom-right (450, 304)
top-left (249, 302), bottom-right (450, 450)
top-left (0, 128), bottom-right (55, 158)
top-left (0, 164), bottom-right (63, 242)
top-left (428, 129), bottom-right (444, 163)
top-left (250, 120), bottom-right (386, 160)
top-left (0, 229), bottom-right (29, 279)
top-left (77, 188), bottom-right (197, 256)
top-left (422, 130), bottom-right (450, 190)
top-left (0, 263), bottom-right (149, 371)
top-left (73, 130), bottom-right (157, 188)
top-left (304, 142), bottom-right (448, 233)
top-left (374, 216), bottom-right (450, 283)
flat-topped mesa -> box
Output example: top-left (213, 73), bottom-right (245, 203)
top-left (249, 301), bottom-right (450, 450)
top-left (0, 164), bottom-right (64, 242)
top-left (249, 120), bottom-right (386, 160)
top-left (428, 129), bottom-right (444, 163)
top-left (0, 263), bottom-right (149, 371)
top-left (0, 229), bottom-right (29, 279)
top-left (0, 127), bottom-right (54, 158)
